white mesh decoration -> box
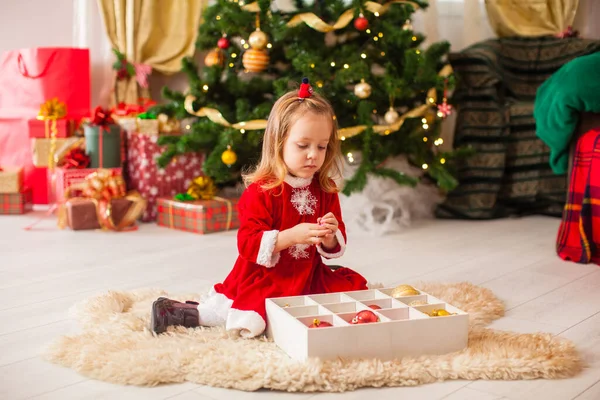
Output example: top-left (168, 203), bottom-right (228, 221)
top-left (339, 153), bottom-right (444, 236)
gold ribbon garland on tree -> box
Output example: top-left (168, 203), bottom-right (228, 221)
top-left (243, 1), bottom-right (419, 33)
top-left (184, 64), bottom-right (452, 140)
top-left (187, 1), bottom-right (451, 139)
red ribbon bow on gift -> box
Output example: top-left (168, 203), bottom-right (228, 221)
top-left (111, 98), bottom-right (157, 117)
top-left (91, 106), bottom-right (115, 126)
top-left (62, 147), bottom-right (91, 169)
top-left (112, 102), bottom-right (142, 117)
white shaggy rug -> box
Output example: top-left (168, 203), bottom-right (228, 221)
top-left (44, 282), bottom-right (583, 392)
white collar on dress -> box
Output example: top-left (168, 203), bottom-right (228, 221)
top-left (284, 174), bottom-right (313, 189)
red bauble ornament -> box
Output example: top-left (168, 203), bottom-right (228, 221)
top-left (217, 36), bottom-right (230, 50)
top-left (351, 310), bottom-right (379, 324)
top-left (354, 15), bottom-right (369, 31)
top-left (309, 318), bottom-right (333, 328)
top-left (368, 304), bottom-right (382, 310)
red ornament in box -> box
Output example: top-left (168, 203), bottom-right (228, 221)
top-left (351, 310), bottom-right (379, 324)
top-left (309, 319), bottom-right (333, 328)
top-left (126, 131), bottom-right (204, 222)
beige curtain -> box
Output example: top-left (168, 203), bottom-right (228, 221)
top-left (485, 0), bottom-right (579, 37)
top-left (98, 0), bottom-right (205, 105)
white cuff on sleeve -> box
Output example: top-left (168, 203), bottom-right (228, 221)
top-left (316, 229), bottom-right (346, 259)
top-left (256, 229), bottom-right (281, 268)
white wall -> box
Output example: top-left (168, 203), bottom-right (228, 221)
top-left (0, 0), bottom-right (74, 52)
top-left (0, 0), bottom-right (598, 109)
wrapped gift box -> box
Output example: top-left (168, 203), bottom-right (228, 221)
top-left (0, 167), bottom-right (23, 193)
top-left (157, 196), bottom-right (239, 234)
top-left (53, 167), bottom-right (123, 204)
top-left (126, 131), bottom-right (204, 222)
top-left (31, 138), bottom-right (69, 167)
top-left (65, 197), bottom-right (134, 230)
top-left (84, 124), bottom-right (122, 168)
top-left (0, 188), bottom-right (33, 214)
top-left (28, 119), bottom-right (76, 138)
top-left (136, 118), bottom-right (159, 135)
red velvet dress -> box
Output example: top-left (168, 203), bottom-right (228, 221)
top-left (197, 174), bottom-right (368, 337)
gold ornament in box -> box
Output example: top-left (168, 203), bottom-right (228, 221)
top-left (390, 284), bottom-right (420, 298)
top-left (428, 309), bottom-right (453, 317)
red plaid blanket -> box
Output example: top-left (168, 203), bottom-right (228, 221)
top-left (556, 128), bottom-right (600, 264)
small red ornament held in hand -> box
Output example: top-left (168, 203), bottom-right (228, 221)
top-left (298, 77), bottom-right (313, 99)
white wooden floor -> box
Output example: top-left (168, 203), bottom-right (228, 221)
top-left (1, 212), bottom-right (599, 400)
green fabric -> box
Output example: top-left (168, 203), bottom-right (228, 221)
top-left (534, 51), bottom-right (600, 174)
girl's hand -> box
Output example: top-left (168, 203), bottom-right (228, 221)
top-left (288, 223), bottom-right (330, 246)
top-left (317, 212), bottom-right (338, 238)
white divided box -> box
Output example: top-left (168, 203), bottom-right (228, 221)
top-left (265, 287), bottom-right (469, 362)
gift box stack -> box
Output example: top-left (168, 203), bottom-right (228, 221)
top-left (0, 47), bottom-right (91, 205)
top-left (0, 167), bottom-right (32, 214)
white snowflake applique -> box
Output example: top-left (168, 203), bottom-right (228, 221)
top-left (291, 188), bottom-right (317, 215)
top-left (289, 244), bottom-right (310, 259)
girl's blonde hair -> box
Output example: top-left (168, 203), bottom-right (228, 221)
top-left (242, 90), bottom-right (342, 193)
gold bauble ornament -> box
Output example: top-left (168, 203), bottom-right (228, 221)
top-left (248, 29), bottom-right (268, 50)
top-left (384, 107), bottom-right (399, 124)
top-left (242, 48), bottom-right (270, 73)
top-left (428, 309), bottom-right (451, 317)
top-left (354, 79), bottom-right (372, 99)
top-left (204, 48), bottom-right (224, 67)
top-left (390, 284), bottom-right (420, 298)
top-left (221, 145), bottom-right (237, 167)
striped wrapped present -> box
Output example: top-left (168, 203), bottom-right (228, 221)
top-left (0, 188), bottom-right (33, 214)
top-left (157, 196), bottom-right (239, 234)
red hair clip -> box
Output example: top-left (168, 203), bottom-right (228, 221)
top-left (298, 77), bottom-right (313, 99)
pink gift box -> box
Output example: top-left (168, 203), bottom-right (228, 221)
top-left (126, 131), bottom-right (204, 222)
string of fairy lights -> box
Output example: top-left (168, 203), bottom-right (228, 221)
top-left (195, 0), bottom-right (451, 170)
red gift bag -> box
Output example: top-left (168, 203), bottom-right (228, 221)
top-left (0, 48), bottom-right (90, 119)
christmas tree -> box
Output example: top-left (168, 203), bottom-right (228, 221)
top-left (152, 0), bottom-right (466, 196)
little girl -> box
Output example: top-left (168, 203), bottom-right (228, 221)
top-left (151, 78), bottom-right (368, 337)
